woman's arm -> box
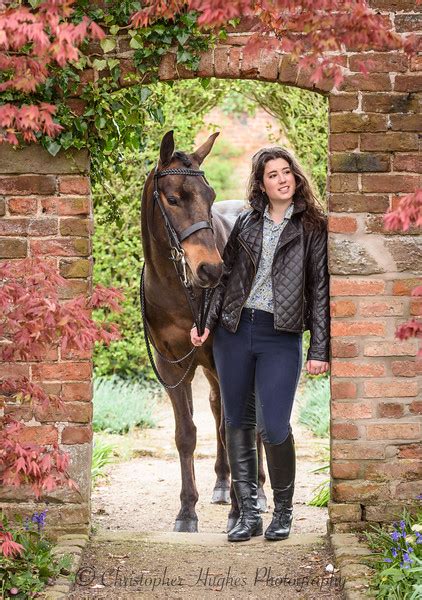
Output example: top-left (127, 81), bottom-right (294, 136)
top-left (305, 221), bottom-right (330, 363)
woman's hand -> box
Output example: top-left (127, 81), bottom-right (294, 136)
top-left (306, 360), bottom-right (330, 375)
top-left (190, 326), bottom-right (210, 347)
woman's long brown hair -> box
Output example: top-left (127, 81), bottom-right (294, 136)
top-left (246, 147), bottom-right (326, 232)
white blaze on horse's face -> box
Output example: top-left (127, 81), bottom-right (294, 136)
top-left (158, 131), bottom-right (223, 288)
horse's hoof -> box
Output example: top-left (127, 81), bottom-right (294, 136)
top-left (173, 519), bottom-right (198, 533)
top-left (258, 489), bottom-right (268, 513)
top-left (211, 487), bottom-right (231, 504)
top-left (225, 515), bottom-right (239, 533)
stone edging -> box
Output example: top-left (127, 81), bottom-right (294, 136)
top-left (39, 534), bottom-right (89, 600)
top-left (329, 533), bottom-right (377, 599)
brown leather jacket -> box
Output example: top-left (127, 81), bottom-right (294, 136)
top-left (206, 196), bottom-right (330, 362)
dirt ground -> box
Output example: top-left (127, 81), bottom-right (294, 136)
top-left (69, 369), bottom-right (343, 600)
top-left (90, 369), bottom-right (331, 535)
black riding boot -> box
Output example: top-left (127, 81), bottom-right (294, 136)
top-left (226, 425), bottom-right (263, 542)
top-left (264, 430), bottom-right (296, 541)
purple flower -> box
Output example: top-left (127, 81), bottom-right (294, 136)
top-left (392, 548), bottom-right (397, 558)
top-left (391, 530), bottom-right (401, 542)
top-left (403, 552), bottom-right (413, 564)
top-left (384, 558), bottom-right (392, 563)
top-left (30, 509), bottom-right (48, 532)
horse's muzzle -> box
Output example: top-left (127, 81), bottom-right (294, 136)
top-left (196, 261), bottom-right (223, 287)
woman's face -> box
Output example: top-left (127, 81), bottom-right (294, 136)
top-left (260, 157), bottom-right (296, 204)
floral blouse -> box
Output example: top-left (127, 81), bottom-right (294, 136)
top-left (244, 201), bottom-right (294, 313)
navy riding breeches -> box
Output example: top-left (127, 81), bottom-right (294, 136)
top-left (212, 307), bottom-right (303, 444)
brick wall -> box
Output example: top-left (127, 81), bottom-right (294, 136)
top-left (0, 1), bottom-right (420, 536)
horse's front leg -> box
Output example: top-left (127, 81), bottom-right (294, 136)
top-left (160, 358), bottom-right (199, 532)
top-left (202, 366), bottom-right (231, 505)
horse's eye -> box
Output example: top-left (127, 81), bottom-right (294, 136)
top-left (167, 196), bottom-right (178, 206)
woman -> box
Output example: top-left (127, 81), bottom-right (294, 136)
top-left (191, 147), bottom-right (330, 543)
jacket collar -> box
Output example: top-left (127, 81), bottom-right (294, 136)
top-left (238, 196), bottom-right (305, 265)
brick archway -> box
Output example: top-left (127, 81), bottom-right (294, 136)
top-left (1, 5), bottom-right (420, 538)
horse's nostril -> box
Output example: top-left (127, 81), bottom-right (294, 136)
top-left (198, 262), bottom-right (223, 284)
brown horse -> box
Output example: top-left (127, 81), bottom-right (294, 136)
top-left (140, 130), bottom-right (267, 532)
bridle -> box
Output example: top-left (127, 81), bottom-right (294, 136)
top-left (140, 166), bottom-right (217, 389)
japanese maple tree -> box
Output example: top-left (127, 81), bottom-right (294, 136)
top-left (0, 256), bottom-right (123, 557)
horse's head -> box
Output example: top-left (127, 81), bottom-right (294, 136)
top-left (151, 130), bottom-right (224, 288)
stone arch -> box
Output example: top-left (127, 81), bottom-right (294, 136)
top-left (0, 5), bottom-right (420, 537)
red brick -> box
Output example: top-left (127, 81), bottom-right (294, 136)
top-left (60, 345), bottom-right (92, 359)
top-left (409, 400), bottom-right (422, 414)
top-left (35, 401), bottom-right (92, 424)
top-left (395, 13), bottom-right (422, 33)
top-left (359, 300), bottom-right (404, 317)
top-left (278, 55), bottom-right (299, 84)
top-left (395, 74), bottom-right (422, 93)
top-left (66, 99), bottom-right (87, 116)
top-left (331, 381), bottom-right (357, 399)
top-left (158, 52), bottom-right (177, 80)
top-left (30, 238), bottom-right (90, 256)
top-left (362, 92), bottom-right (420, 113)
top-left (364, 460), bottom-right (420, 481)
top-left (329, 193), bottom-right (389, 213)
top-left (329, 114), bottom-right (387, 133)
top-left (0, 239), bottom-right (27, 258)
top-left (0, 363), bottom-right (30, 379)
top-left (410, 55), bottom-right (422, 71)
top-left (332, 481), bottom-right (388, 502)
top-left (365, 214), bottom-right (420, 235)
top-left (32, 362), bottom-right (92, 381)
top-left (349, 52), bottom-right (408, 73)
top-left (214, 46), bottom-right (230, 77)
top-left (59, 258), bottom-right (91, 279)
top-left (331, 279), bottom-right (385, 296)
top-left (329, 94), bottom-right (359, 112)
top-left (377, 402), bottom-right (404, 418)
top-left (338, 73), bottom-right (391, 92)
top-left (41, 197), bottom-right (90, 216)
top-left (393, 153), bottom-right (422, 173)
top-left (390, 115), bottom-right (422, 132)
top-left (240, 44), bottom-right (260, 78)
top-left (364, 380), bottom-right (418, 398)
top-left (59, 218), bottom-right (92, 237)
top-left (332, 401), bottom-right (373, 419)
top-left (397, 443), bottom-right (422, 459)
top-left (331, 462), bottom-right (361, 479)
top-left (331, 360), bottom-right (385, 377)
top-left (332, 441), bottom-right (384, 460)
top-left (364, 340), bottom-right (418, 357)
top-left (329, 174), bottom-right (359, 193)
top-left (8, 198), bottom-right (38, 215)
top-left (16, 425), bottom-right (58, 445)
top-left (61, 382), bottom-right (92, 402)
top-left (329, 134), bottom-right (359, 152)
top-left (366, 423), bottom-right (420, 440)
top-left (393, 278), bottom-right (421, 296)
top-left (331, 322), bottom-right (385, 337)
top-left (331, 340), bottom-right (359, 358)
top-left (0, 218), bottom-right (57, 236)
top-left (328, 216), bottom-right (357, 233)
top-left (58, 177), bottom-right (90, 195)
top-left (0, 176), bottom-right (56, 195)
top-left (61, 425), bottom-right (93, 444)
top-left (226, 47), bottom-right (242, 78)
top-left (332, 423), bottom-right (359, 439)
top-left (391, 360), bottom-right (416, 377)
top-left (361, 173), bottom-right (420, 193)
top-left (57, 279), bottom-right (90, 300)
top-left (331, 300), bottom-right (357, 317)
top-left (361, 134), bottom-right (419, 152)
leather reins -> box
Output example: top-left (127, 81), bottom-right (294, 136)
top-left (140, 166), bottom-right (217, 389)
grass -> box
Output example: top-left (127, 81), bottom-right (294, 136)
top-left (93, 375), bottom-right (161, 435)
top-left (297, 375), bottom-right (330, 438)
top-left (91, 437), bottom-right (115, 484)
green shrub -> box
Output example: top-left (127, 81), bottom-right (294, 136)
top-left (0, 512), bottom-right (71, 600)
top-left (93, 375), bottom-right (160, 434)
top-left (364, 506), bottom-right (422, 599)
top-left (297, 376), bottom-right (330, 437)
top-left (91, 437), bottom-right (115, 483)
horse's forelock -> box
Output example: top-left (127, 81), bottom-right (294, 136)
top-left (172, 151), bottom-right (192, 168)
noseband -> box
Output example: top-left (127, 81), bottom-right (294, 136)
top-left (140, 166), bottom-right (217, 389)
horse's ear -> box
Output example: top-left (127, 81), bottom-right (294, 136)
top-left (159, 130), bottom-right (175, 167)
top-left (191, 132), bottom-right (220, 165)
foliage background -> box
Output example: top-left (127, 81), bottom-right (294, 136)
top-left (92, 79), bottom-right (328, 381)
